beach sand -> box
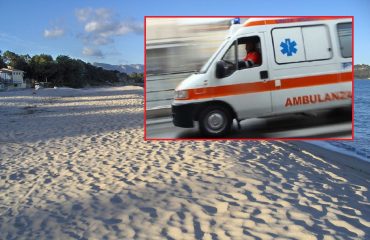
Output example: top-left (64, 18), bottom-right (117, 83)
top-left (0, 86), bottom-right (369, 239)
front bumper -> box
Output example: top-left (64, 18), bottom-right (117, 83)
top-left (172, 103), bottom-right (198, 128)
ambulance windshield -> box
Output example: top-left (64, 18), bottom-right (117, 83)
top-left (199, 39), bottom-right (229, 74)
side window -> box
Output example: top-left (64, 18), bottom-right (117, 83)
top-left (221, 41), bottom-right (237, 77)
top-left (337, 23), bottom-right (352, 58)
top-left (237, 36), bottom-right (262, 68)
top-left (222, 42), bottom-right (236, 63)
top-left (272, 25), bottom-right (332, 64)
top-left (219, 36), bottom-right (262, 78)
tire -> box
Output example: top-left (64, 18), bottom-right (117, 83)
top-left (199, 105), bottom-right (232, 137)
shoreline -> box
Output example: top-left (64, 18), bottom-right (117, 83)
top-left (292, 141), bottom-right (370, 175)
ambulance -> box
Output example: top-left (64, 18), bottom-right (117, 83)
top-left (171, 17), bottom-right (353, 137)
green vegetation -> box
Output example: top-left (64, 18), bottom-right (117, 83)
top-left (354, 64), bottom-right (370, 79)
top-left (0, 50), bottom-right (143, 88)
top-left (0, 51), bottom-right (7, 69)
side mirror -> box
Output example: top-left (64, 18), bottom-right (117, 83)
top-left (216, 60), bottom-right (226, 78)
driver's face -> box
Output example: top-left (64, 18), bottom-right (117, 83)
top-left (245, 43), bottom-right (253, 52)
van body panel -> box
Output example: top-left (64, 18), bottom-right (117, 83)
top-left (176, 73), bottom-right (208, 90)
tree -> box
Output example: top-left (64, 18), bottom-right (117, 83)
top-left (30, 54), bottom-right (57, 83)
top-left (0, 50), bottom-right (6, 69)
top-left (55, 56), bottom-right (87, 87)
top-left (128, 72), bottom-right (143, 83)
top-left (1, 51), bottom-right (30, 75)
top-left (55, 55), bottom-right (73, 86)
top-left (19, 54), bottom-right (32, 78)
top-left (2, 51), bottom-right (18, 67)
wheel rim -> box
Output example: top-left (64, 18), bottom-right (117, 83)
top-left (205, 110), bottom-right (227, 134)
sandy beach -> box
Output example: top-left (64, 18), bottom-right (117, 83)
top-left (0, 86), bottom-right (369, 239)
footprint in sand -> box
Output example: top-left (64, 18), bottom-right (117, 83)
top-left (110, 194), bottom-right (123, 204)
top-left (103, 218), bottom-right (122, 225)
top-left (234, 181), bottom-right (246, 188)
top-left (202, 204), bottom-right (218, 215)
top-left (139, 207), bottom-right (158, 218)
top-left (72, 203), bottom-right (83, 211)
top-left (128, 191), bottom-right (142, 200)
top-left (9, 172), bottom-right (26, 181)
top-left (43, 178), bottom-right (52, 184)
top-left (182, 184), bottom-right (192, 194)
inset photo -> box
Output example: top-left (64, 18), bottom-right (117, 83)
top-left (145, 16), bottom-right (353, 140)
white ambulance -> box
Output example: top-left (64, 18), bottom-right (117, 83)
top-left (172, 17), bottom-right (353, 137)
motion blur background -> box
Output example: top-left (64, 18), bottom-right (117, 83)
top-left (146, 17), bottom-right (247, 109)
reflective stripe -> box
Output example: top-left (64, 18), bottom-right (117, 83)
top-left (184, 72), bottom-right (352, 100)
top-left (244, 17), bottom-right (349, 27)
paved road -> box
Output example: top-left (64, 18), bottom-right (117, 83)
top-left (146, 108), bottom-right (352, 139)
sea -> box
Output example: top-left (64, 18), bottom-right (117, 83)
top-left (311, 80), bottom-right (370, 163)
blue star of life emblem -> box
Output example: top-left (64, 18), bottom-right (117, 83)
top-left (280, 39), bottom-right (297, 56)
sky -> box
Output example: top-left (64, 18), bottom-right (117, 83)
top-left (0, 0), bottom-right (369, 65)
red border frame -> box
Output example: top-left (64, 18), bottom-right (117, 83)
top-left (144, 16), bottom-right (354, 141)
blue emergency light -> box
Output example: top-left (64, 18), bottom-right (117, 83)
top-left (232, 18), bottom-right (240, 24)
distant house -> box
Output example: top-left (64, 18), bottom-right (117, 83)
top-left (0, 67), bottom-right (26, 89)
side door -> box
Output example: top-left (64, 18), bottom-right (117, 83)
top-left (270, 24), bottom-right (336, 113)
top-left (214, 33), bottom-right (272, 119)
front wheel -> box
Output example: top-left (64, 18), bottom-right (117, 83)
top-left (199, 105), bottom-right (232, 137)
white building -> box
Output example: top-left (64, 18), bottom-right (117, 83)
top-left (0, 67), bottom-right (26, 89)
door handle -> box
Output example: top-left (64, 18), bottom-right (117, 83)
top-left (260, 70), bottom-right (268, 80)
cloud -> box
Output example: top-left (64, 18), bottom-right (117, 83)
top-left (75, 8), bottom-right (143, 46)
top-left (95, 8), bottom-right (113, 21)
top-left (76, 8), bottom-right (112, 22)
top-left (44, 27), bottom-right (65, 38)
top-left (82, 47), bottom-right (104, 58)
top-left (84, 35), bottom-right (114, 45)
top-left (76, 8), bottom-right (93, 22)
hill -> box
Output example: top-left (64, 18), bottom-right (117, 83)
top-left (354, 64), bottom-right (370, 79)
top-left (93, 63), bottom-right (143, 74)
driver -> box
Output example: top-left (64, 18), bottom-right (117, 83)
top-left (244, 40), bottom-right (261, 67)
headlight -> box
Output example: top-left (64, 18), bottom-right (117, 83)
top-left (174, 90), bottom-right (188, 100)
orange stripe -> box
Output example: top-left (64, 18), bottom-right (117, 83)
top-left (186, 72), bottom-right (352, 100)
top-left (244, 17), bottom-right (348, 27)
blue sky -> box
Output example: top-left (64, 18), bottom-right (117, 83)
top-left (0, 0), bottom-right (369, 65)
